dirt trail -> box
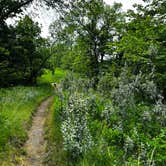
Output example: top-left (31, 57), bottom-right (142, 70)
top-left (21, 96), bottom-right (53, 166)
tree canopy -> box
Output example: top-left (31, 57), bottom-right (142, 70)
top-left (0, 0), bottom-right (165, 96)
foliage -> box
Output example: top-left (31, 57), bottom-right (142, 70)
top-left (50, 0), bottom-right (125, 80)
top-left (0, 0), bottom-right (33, 23)
top-left (111, 0), bottom-right (166, 97)
top-left (0, 15), bottom-right (52, 86)
top-left (1, 0), bottom-right (166, 165)
top-left (37, 68), bottom-right (67, 84)
top-left (53, 67), bottom-right (166, 165)
top-left (0, 0), bottom-right (61, 23)
top-left (100, 68), bottom-right (166, 165)
top-left (61, 92), bottom-right (94, 160)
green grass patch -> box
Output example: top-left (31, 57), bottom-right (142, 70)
top-left (44, 95), bottom-right (68, 166)
top-left (37, 68), bottom-right (67, 84)
top-left (0, 85), bottom-right (52, 165)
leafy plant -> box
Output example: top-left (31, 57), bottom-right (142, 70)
top-left (61, 92), bottom-right (93, 160)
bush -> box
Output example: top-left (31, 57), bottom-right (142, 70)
top-left (61, 93), bottom-right (93, 160)
top-left (56, 67), bottom-right (166, 165)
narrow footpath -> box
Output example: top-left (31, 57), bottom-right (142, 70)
top-left (21, 96), bottom-right (53, 166)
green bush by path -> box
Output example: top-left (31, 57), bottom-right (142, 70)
top-left (0, 85), bottom-right (52, 165)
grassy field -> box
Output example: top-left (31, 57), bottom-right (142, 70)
top-left (0, 85), bottom-right (52, 165)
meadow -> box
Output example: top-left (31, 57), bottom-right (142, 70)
top-left (0, 68), bottom-right (67, 165)
top-left (0, 0), bottom-right (165, 165)
top-left (0, 68), bottom-right (165, 166)
top-left (37, 68), bottom-right (67, 84)
top-left (0, 85), bottom-right (52, 165)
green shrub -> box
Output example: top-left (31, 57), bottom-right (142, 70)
top-left (61, 93), bottom-right (94, 160)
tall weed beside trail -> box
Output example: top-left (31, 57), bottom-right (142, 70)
top-left (61, 92), bottom-right (94, 160)
top-left (60, 72), bottom-right (94, 93)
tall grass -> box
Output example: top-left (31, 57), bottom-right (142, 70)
top-left (0, 85), bottom-right (52, 165)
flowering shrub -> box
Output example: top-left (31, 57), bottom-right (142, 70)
top-left (153, 96), bottom-right (166, 126)
top-left (111, 69), bottom-right (157, 109)
top-left (99, 67), bottom-right (166, 164)
top-left (57, 68), bottom-right (166, 164)
top-left (61, 92), bottom-right (93, 159)
top-left (101, 103), bottom-right (115, 122)
top-left (97, 72), bottom-right (118, 96)
top-left (60, 72), bottom-right (93, 93)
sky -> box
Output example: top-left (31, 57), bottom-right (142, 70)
top-left (104, 0), bottom-right (144, 11)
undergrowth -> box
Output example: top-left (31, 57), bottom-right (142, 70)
top-left (50, 68), bottom-right (166, 166)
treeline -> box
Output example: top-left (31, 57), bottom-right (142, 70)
top-left (0, 0), bottom-right (60, 86)
top-left (0, 0), bottom-right (166, 98)
top-left (49, 0), bottom-right (166, 98)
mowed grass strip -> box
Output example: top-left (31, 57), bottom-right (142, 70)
top-left (0, 85), bottom-right (52, 165)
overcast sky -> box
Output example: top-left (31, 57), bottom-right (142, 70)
top-left (105, 0), bottom-right (144, 11)
top-left (15, 0), bottom-right (144, 37)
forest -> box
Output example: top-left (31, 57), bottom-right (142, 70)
top-left (0, 0), bottom-right (166, 165)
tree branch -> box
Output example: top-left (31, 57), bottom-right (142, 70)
top-left (0, 0), bottom-right (34, 23)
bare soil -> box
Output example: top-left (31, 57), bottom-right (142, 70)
top-left (21, 96), bottom-right (53, 166)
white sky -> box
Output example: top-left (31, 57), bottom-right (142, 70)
top-left (104, 0), bottom-right (145, 11)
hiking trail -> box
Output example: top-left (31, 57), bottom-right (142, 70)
top-left (21, 96), bottom-right (53, 166)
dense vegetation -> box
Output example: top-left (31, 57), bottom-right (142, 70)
top-left (46, 0), bottom-right (166, 165)
top-left (49, 0), bottom-right (166, 97)
top-left (0, 14), bottom-right (53, 86)
top-left (45, 69), bottom-right (165, 165)
top-left (0, 0), bottom-right (166, 165)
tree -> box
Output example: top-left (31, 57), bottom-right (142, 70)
top-left (0, 16), bottom-right (52, 86)
top-left (0, 0), bottom-right (62, 23)
top-left (113, 0), bottom-right (166, 97)
top-left (0, 0), bottom-right (34, 24)
top-left (50, 0), bottom-right (125, 84)
top-left (15, 15), bottom-right (52, 84)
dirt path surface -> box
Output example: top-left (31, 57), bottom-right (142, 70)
top-left (22, 96), bottom-right (53, 166)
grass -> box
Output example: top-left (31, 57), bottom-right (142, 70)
top-left (0, 68), bottom-right (66, 165)
top-left (44, 95), bottom-right (68, 166)
top-left (0, 85), bottom-right (52, 165)
top-left (37, 68), bottom-right (67, 84)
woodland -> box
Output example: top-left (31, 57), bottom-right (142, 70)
top-left (0, 0), bottom-right (166, 165)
